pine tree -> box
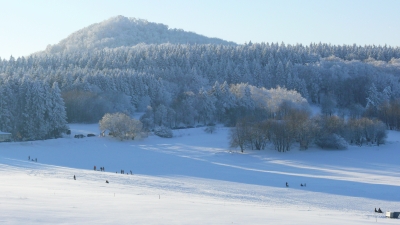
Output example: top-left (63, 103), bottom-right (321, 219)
top-left (19, 80), bottom-right (36, 140)
top-left (196, 88), bottom-right (216, 125)
top-left (0, 83), bottom-right (14, 133)
top-left (49, 82), bottom-right (68, 138)
top-left (366, 83), bottom-right (380, 110)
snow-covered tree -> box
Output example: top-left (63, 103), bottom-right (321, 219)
top-left (99, 112), bottom-right (143, 140)
top-left (0, 83), bottom-right (14, 133)
top-left (48, 82), bottom-right (68, 138)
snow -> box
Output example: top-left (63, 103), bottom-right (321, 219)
top-left (1, 124), bottom-right (399, 224)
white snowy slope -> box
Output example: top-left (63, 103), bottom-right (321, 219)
top-left (0, 124), bottom-right (399, 224)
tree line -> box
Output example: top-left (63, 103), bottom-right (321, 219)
top-left (0, 77), bottom-right (68, 140)
top-left (230, 101), bottom-right (387, 152)
top-left (1, 42), bottom-right (400, 141)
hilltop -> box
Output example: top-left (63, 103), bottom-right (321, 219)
top-left (42, 15), bottom-right (236, 54)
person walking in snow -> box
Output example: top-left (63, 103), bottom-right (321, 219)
top-left (94, 165), bottom-right (96, 171)
top-left (74, 175), bottom-right (76, 180)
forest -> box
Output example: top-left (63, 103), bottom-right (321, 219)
top-left (1, 25), bottom-right (400, 146)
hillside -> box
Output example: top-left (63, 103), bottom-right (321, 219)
top-left (42, 15), bottom-right (236, 54)
top-left (0, 124), bottom-right (399, 224)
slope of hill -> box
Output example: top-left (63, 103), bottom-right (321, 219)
top-left (0, 124), bottom-right (399, 224)
top-left (42, 15), bottom-right (236, 54)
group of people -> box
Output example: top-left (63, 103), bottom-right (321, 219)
top-left (375, 208), bottom-right (383, 213)
top-left (72, 165), bottom-right (134, 183)
top-left (117, 170), bottom-right (133, 175)
top-left (285, 182), bottom-right (307, 187)
top-left (93, 165), bottom-right (105, 171)
top-left (28, 156), bottom-right (37, 162)
top-left (94, 166), bottom-right (134, 175)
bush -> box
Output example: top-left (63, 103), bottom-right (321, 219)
top-left (154, 126), bottom-right (173, 138)
top-left (204, 125), bottom-right (216, 134)
top-left (345, 117), bottom-right (387, 146)
top-left (315, 133), bottom-right (348, 149)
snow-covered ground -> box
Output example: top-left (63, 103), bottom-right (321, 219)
top-left (1, 124), bottom-right (399, 224)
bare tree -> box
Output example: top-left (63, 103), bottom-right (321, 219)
top-left (268, 119), bottom-right (293, 152)
top-left (346, 117), bottom-right (387, 146)
top-left (248, 121), bottom-right (269, 150)
top-left (296, 118), bottom-right (318, 150)
top-left (283, 105), bottom-right (315, 150)
top-left (229, 119), bottom-right (250, 153)
top-left (346, 118), bottom-right (365, 146)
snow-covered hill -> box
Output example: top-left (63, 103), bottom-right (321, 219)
top-left (1, 124), bottom-right (399, 224)
top-left (42, 15), bottom-right (236, 54)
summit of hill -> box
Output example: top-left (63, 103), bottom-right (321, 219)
top-left (43, 15), bottom-right (236, 54)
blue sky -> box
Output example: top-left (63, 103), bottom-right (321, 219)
top-left (1, 0), bottom-right (399, 59)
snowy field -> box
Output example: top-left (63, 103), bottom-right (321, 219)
top-left (1, 124), bottom-right (399, 224)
